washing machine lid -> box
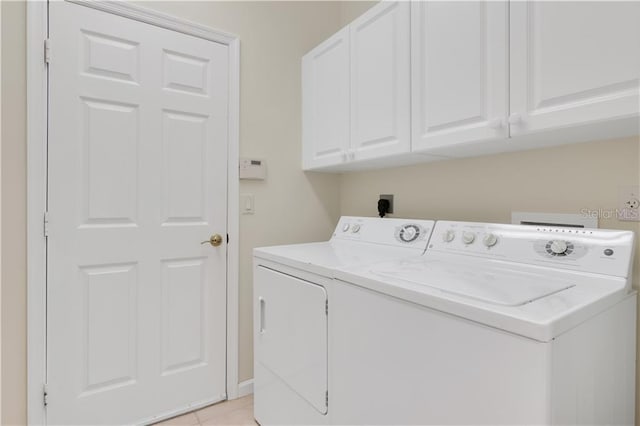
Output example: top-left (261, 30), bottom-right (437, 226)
top-left (371, 258), bottom-right (575, 307)
top-left (254, 240), bottom-right (426, 277)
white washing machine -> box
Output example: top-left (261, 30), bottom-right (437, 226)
top-left (253, 216), bottom-right (435, 425)
top-left (331, 221), bottom-right (637, 425)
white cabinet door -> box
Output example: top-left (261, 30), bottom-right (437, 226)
top-left (411, 1), bottom-right (508, 152)
top-left (302, 27), bottom-right (350, 170)
top-left (510, 1), bottom-right (640, 136)
top-left (350, 1), bottom-right (410, 161)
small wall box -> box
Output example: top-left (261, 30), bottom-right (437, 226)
top-left (240, 158), bottom-right (266, 180)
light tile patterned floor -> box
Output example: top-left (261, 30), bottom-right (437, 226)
top-left (155, 395), bottom-right (257, 426)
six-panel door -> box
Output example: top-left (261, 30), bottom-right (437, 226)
top-left (47, 2), bottom-right (229, 424)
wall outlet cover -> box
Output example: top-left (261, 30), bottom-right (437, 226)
top-left (618, 185), bottom-right (640, 222)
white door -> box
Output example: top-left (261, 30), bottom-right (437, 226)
top-left (411, 1), bottom-right (508, 152)
top-left (509, 1), bottom-right (640, 135)
top-left (349, 1), bottom-right (410, 161)
top-left (47, 2), bottom-right (229, 424)
top-left (302, 27), bottom-right (350, 170)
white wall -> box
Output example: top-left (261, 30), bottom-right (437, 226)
top-left (1, 2), bottom-right (26, 424)
top-left (0, 2), bottom-right (3, 421)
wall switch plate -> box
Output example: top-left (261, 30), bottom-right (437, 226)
top-left (618, 185), bottom-right (639, 221)
top-left (380, 194), bottom-right (394, 214)
top-left (241, 194), bottom-right (254, 215)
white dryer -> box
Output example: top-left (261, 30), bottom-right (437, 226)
top-left (332, 221), bottom-right (636, 425)
top-left (253, 216), bottom-right (435, 425)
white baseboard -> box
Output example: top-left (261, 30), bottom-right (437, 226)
top-left (238, 379), bottom-right (254, 398)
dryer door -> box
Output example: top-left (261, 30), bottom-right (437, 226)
top-left (254, 266), bottom-right (328, 414)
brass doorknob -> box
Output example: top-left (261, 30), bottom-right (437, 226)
top-left (201, 234), bottom-right (223, 247)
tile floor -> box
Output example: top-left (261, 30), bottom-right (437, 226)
top-left (155, 395), bottom-right (257, 426)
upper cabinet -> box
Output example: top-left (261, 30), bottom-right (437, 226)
top-left (303, 0), bottom-right (640, 172)
top-left (350, 2), bottom-right (410, 162)
top-left (411, 1), bottom-right (508, 151)
top-left (302, 27), bottom-right (350, 170)
top-left (302, 1), bottom-right (412, 171)
top-left (509, 1), bottom-right (640, 136)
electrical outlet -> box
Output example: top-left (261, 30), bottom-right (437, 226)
top-left (618, 185), bottom-right (640, 221)
top-left (380, 194), bottom-right (394, 214)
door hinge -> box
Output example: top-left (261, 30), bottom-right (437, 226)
top-left (44, 39), bottom-right (51, 64)
top-left (227, 233), bottom-right (229, 244)
top-left (325, 299), bottom-right (328, 315)
top-left (43, 383), bottom-right (49, 407)
top-left (325, 390), bottom-right (329, 407)
top-left (43, 211), bottom-right (50, 238)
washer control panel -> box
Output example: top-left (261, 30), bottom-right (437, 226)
top-left (430, 221), bottom-right (635, 278)
top-left (333, 216), bottom-right (434, 249)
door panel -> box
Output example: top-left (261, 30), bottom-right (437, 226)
top-left (510, 1), bottom-right (640, 135)
top-left (47, 2), bottom-right (228, 424)
top-left (161, 258), bottom-right (208, 375)
top-left (411, 1), bottom-right (508, 151)
top-left (80, 263), bottom-right (138, 394)
top-left (350, 1), bottom-right (410, 160)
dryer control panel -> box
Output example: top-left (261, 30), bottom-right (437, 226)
top-left (429, 221), bottom-right (635, 278)
top-left (332, 216), bottom-right (434, 249)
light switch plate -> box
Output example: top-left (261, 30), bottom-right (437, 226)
top-left (618, 185), bottom-right (640, 221)
top-left (241, 194), bottom-right (254, 215)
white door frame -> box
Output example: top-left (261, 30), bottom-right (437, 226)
top-left (26, 2), bottom-right (240, 424)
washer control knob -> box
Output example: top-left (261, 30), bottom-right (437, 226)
top-left (342, 223), bottom-right (350, 232)
top-left (398, 224), bottom-right (420, 242)
top-left (462, 231), bottom-right (476, 245)
top-left (483, 233), bottom-right (498, 247)
top-left (442, 230), bottom-right (456, 243)
top-left (351, 224), bottom-right (361, 233)
top-left (549, 240), bottom-right (568, 254)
